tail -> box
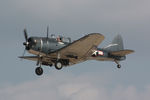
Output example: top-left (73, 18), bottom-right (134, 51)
top-left (103, 34), bottom-right (134, 56)
top-left (104, 34), bottom-right (124, 52)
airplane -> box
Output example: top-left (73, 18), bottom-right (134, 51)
top-left (19, 27), bottom-right (134, 76)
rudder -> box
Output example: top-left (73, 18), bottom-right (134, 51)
top-left (103, 34), bottom-right (124, 52)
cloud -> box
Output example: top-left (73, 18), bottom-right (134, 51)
top-left (1, 0), bottom-right (150, 22)
top-left (0, 0), bottom-right (149, 99)
top-left (0, 72), bottom-right (150, 100)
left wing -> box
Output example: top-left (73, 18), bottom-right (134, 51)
top-left (48, 33), bottom-right (104, 65)
top-left (19, 56), bottom-right (39, 61)
top-left (110, 49), bottom-right (134, 56)
top-left (19, 56), bottom-right (53, 63)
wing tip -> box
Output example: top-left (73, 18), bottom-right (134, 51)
top-left (110, 49), bottom-right (135, 56)
top-left (125, 49), bottom-right (135, 53)
top-left (89, 33), bottom-right (105, 39)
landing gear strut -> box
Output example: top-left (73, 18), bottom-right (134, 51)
top-left (35, 56), bottom-right (43, 76)
top-left (114, 60), bottom-right (121, 68)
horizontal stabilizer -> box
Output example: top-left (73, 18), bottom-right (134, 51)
top-left (110, 49), bottom-right (134, 56)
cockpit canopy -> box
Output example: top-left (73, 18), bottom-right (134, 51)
top-left (57, 36), bottom-right (71, 43)
top-left (50, 34), bottom-right (71, 43)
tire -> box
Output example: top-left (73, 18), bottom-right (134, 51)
top-left (117, 64), bottom-right (121, 68)
top-left (55, 61), bottom-right (63, 70)
top-left (35, 67), bottom-right (43, 76)
top-left (49, 64), bottom-right (53, 67)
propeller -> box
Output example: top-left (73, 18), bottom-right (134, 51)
top-left (22, 29), bottom-right (29, 57)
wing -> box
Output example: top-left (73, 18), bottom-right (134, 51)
top-left (110, 49), bottom-right (134, 56)
top-left (48, 33), bottom-right (104, 65)
top-left (19, 56), bottom-right (53, 64)
top-left (19, 56), bottom-right (39, 61)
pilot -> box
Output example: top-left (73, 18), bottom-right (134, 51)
top-left (57, 36), bottom-right (62, 42)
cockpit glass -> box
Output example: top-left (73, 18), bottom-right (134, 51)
top-left (63, 38), bottom-right (71, 43)
top-left (51, 34), bottom-right (55, 38)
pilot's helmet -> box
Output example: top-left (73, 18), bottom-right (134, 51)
top-left (51, 34), bottom-right (55, 38)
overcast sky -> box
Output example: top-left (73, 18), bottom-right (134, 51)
top-left (0, 0), bottom-right (150, 100)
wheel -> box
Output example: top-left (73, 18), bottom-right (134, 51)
top-left (55, 61), bottom-right (63, 70)
top-left (35, 67), bottom-right (43, 76)
top-left (117, 64), bottom-right (121, 68)
top-left (49, 64), bottom-right (53, 67)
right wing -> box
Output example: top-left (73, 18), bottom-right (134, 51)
top-left (48, 33), bottom-right (105, 65)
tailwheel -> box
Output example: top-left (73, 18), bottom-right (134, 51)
top-left (55, 61), bottom-right (63, 70)
top-left (114, 60), bottom-right (121, 69)
top-left (35, 67), bottom-right (43, 76)
top-left (117, 64), bottom-right (121, 68)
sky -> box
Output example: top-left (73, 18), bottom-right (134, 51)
top-left (0, 0), bottom-right (150, 100)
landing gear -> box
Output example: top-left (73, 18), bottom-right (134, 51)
top-left (35, 57), bottom-right (43, 76)
top-left (117, 64), bottom-right (121, 68)
top-left (35, 67), bottom-right (43, 76)
top-left (49, 63), bottom-right (53, 67)
top-left (34, 58), bottom-right (65, 75)
top-left (55, 61), bottom-right (63, 70)
top-left (114, 60), bottom-right (121, 69)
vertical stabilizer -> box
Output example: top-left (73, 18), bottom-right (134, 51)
top-left (103, 34), bottom-right (124, 52)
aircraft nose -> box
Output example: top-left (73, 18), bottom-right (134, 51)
top-left (23, 41), bottom-right (29, 46)
top-left (23, 37), bottom-right (34, 50)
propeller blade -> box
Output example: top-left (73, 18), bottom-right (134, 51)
top-left (20, 49), bottom-right (26, 61)
top-left (22, 49), bottom-right (26, 57)
top-left (24, 29), bottom-right (28, 42)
